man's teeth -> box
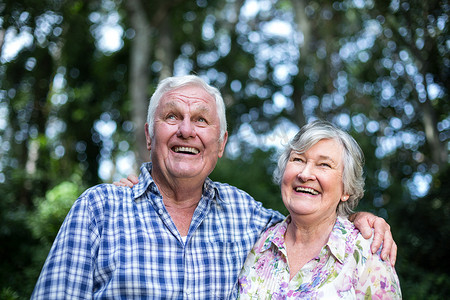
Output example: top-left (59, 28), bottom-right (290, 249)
top-left (173, 146), bottom-right (199, 154)
top-left (295, 187), bottom-right (319, 195)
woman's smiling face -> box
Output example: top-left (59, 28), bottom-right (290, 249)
top-left (281, 138), bottom-right (349, 222)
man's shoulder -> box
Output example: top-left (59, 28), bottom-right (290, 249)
top-left (210, 180), bottom-right (284, 222)
top-left (79, 183), bottom-right (133, 206)
top-left (210, 180), bottom-right (255, 202)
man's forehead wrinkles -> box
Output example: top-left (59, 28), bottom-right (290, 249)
top-left (158, 101), bottom-right (215, 120)
top-left (165, 89), bottom-right (212, 102)
top-left (164, 91), bottom-right (215, 106)
top-left (161, 99), bottom-right (210, 108)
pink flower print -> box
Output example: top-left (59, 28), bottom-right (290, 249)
top-left (254, 252), bottom-right (277, 280)
top-left (372, 288), bottom-right (390, 300)
top-left (337, 276), bottom-right (353, 297)
top-left (254, 255), bottom-right (269, 273)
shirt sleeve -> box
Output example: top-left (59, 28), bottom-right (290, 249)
top-left (31, 192), bottom-right (101, 299)
top-left (248, 198), bottom-right (285, 234)
top-left (355, 248), bottom-right (402, 299)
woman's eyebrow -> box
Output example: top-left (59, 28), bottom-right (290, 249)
top-left (317, 155), bottom-right (338, 165)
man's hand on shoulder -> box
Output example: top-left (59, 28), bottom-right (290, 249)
top-left (113, 174), bottom-right (139, 188)
top-left (350, 212), bottom-right (397, 266)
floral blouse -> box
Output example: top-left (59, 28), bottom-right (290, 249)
top-left (237, 216), bottom-right (401, 299)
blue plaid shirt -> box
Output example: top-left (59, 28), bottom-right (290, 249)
top-left (32, 163), bottom-right (284, 299)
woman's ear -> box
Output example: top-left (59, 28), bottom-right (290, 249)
top-left (341, 195), bottom-right (350, 202)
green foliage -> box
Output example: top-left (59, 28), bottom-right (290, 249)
top-left (392, 167), bottom-right (450, 298)
top-left (29, 181), bottom-right (82, 244)
top-left (0, 185), bottom-right (41, 298)
top-left (0, 179), bottom-right (83, 299)
top-left (211, 146), bottom-right (288, 215)
top-left (0, 287), bottom-right (20, 300)
top-left (0, 0), bottom-right (448, 298)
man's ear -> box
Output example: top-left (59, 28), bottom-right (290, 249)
top-left (218, 131), bottom-right (228, 158)
top-left (144, 123), bottom-right (152, 151)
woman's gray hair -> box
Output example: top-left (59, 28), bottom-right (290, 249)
top-left (146, 75), bottom-right (227, 141)
top-left (273, 120), bottom-right (365, 217)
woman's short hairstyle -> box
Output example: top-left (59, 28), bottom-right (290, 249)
top-left (146, 75), bottom-right (227, 141)
top-left (273, 120), bottom-right (365, 217)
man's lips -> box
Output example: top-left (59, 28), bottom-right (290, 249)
top-left (172, 146), bottom-right (200, 155)
top-left (295, 186), bottom-right (320, 195)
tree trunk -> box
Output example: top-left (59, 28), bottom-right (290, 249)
top-left (125, 0), bottom-right (153, 167)
top-left (290, 0), bottom-right (310, 127)
top-left (420, 85), bottom-right (447, 165)
top-left (155, 16), bottom-right (173, 80)
top-left (0, 28), bottom-right (5, 56)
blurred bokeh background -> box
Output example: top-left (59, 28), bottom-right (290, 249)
top-left (0, 0), bottom-right (448, 298)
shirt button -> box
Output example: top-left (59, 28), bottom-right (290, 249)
top-left (158, 209), bottom-right (163, 215)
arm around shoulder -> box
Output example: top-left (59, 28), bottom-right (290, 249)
top-left (351, 212), bottom-right (397, 266)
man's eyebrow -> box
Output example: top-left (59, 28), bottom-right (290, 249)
top-left (195, 105), bottom-right (210, 114)
top-left (160, 101), bottom-right (179, 109)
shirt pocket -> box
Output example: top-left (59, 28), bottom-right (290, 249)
top-left (193, 240), bottom-right (244, 299)
top-left (210, 240), bottom-right (241, 267)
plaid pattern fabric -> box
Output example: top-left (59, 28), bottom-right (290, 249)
top-left (32, 163), bottom-right (284, 299)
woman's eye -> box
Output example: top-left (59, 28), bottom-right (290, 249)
top-left (321, 163), bottom-right (331, 168)
top-left (293, 157), bottom-right (304, 162)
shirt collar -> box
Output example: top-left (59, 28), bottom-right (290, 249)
top-left (130, 162), bottom-right (156, 200)
top-left (260, 216), bottom-right (290, 252)
top-left (326, 216), bottom-right (353, 264)
top-left (132, 162), bottom-right (224, 204)
top-left (259, 215), bottom-right (352, 264)
top-left (202, 177), bottom-right (225, 204)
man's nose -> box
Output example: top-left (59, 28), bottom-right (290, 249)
top-left (177, 118), bottom-right (196, 138)
top-left (297, 163), bottom-right (316, 182)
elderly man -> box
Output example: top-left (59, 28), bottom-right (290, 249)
top-left (32, 75), bottom-right (396, 299)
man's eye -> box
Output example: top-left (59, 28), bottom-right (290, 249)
top-left (167, 114), bottom-right (176, 120)
top-left (198, 117), bottom-right (207, 123)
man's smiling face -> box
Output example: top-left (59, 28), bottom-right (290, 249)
top-left (147, 84), bottom-right (227, 184)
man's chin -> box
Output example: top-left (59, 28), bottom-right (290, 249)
top-left (168, 163), bottom-right (204, 178)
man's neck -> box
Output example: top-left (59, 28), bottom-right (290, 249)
top-left (151, 169), bottom-right (205, 236)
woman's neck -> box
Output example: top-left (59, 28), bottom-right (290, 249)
top-left (284, 215), bottom-right (337, 280)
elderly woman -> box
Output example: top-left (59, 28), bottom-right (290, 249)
top-left (237, 120), bottom-right (401, 299)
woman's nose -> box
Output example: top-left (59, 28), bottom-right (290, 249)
top-left (297, 163), bottom-right (316, 182)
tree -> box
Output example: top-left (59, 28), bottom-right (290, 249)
top-left (0, 0), bottom-right (448, 298)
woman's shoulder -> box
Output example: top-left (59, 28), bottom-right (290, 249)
top-left (334, 218), bottom-right (402, 298)
top-left (335, 216), bottom-right (374, 257)
top-left (252, 217), bottom-right (289, 252)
